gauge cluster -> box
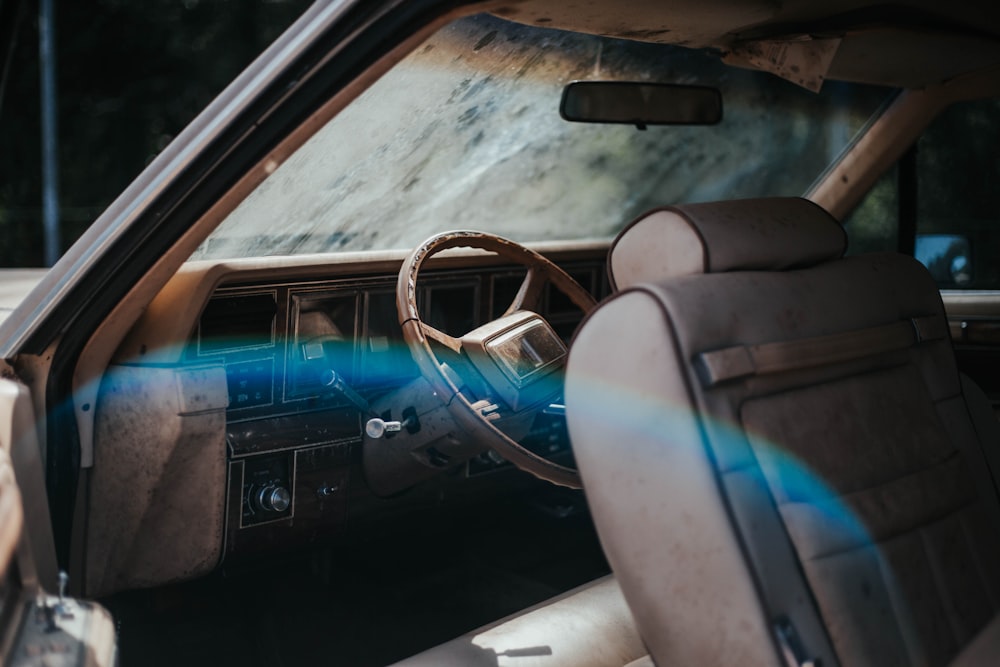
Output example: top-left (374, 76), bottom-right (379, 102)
top-left (191, 262), bottom-right (605, 559)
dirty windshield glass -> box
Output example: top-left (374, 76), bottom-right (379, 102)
top-left (194, 14), bottom-right (892, 259)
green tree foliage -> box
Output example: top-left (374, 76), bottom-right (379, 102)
top-left (0, 0), bottom-right (310, 266)
top-left (915, 98), bottom-right (1000, 287)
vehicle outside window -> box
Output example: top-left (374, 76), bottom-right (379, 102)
top-left (193, 14), bottom-right (894, 261)
top-left (915, 98), bottom-right (1000, 289)
top-left (842, 97), bottom-right (1000, 403)
top-left (842, 165), bottom-right (900, 255)
top-left (843, 97), bottom-right (1000, 287)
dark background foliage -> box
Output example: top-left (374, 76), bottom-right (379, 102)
top-left (0, 0), bottom-right (310, 266)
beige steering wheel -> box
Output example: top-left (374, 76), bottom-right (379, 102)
top-left (396, 231), bottom-right (597, 488)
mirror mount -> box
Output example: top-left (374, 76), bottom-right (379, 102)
top-left (560, 81), bottom-right (723, 128)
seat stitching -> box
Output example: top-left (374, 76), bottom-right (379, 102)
top-left (919, 524), bottom-right (965, 650)
top-left (774, 449), bottom-right (964, 507)
top-left (877, 537), bottom-right (928, 665)
top-left (798, 497), bottom-right (977, 562)
top-left (959, 509), bottom-right (1000, 612)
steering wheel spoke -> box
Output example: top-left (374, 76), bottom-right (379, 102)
top-left (418, 321), bottom-right (463, 354)
top-left (504, 267), bottom-right (547, 316)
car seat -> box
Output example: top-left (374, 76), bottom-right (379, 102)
top-left (566, 197), bottom-right (1000, 666)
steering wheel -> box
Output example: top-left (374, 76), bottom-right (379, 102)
top-left (397, 231), bottom-right (597, 489)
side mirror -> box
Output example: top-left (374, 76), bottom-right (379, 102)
top-left (915, 233), bottom-right (973, 287)
top-left (560, 81), bottom-right (722, 129)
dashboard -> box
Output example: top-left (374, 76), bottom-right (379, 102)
top-left (82, 243), bottom-right (609, 598)
top-left (174, 249), bottom-right (608, 561)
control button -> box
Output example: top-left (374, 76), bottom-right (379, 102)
top-left (257, 485), bottom-right (291, 513)
top-left (317, 483), bottom-right (339, 497)
top-left (365, 418), bottom-right (402, 439)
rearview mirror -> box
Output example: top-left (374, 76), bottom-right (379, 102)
top-left (560, 81), bottom-right (722, 129)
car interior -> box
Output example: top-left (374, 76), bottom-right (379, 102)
top-left (2, 1), bottom-right (1000, 666)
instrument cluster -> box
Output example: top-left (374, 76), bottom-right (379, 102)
top-left (191, 263), bottom-right (604, 559)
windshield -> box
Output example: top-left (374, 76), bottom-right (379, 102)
top-left (194, 14), bottom-right (894, 260)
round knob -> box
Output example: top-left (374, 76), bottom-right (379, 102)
top-left (366, 417), bottom-right (404, 439)
top-left (366, 418), bottom-right (387, 439)
top-left (257, 485), bottom-right (291, 513)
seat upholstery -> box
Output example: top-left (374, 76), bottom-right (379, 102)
top-left (389, 575), bottom-right (647, 666)
top-left (607, 198), bottom-right (847, 290)
top-left (566, 198), bottom-right (1000, 666)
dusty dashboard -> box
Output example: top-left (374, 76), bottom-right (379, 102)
top-left (186, 257), bottom-right (607, 559)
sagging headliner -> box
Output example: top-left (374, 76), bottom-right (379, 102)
top-left (490, 0), bottom-right (1000, 88)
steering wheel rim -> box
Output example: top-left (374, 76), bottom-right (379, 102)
top-left (396, 231), bottom-right (597, 489)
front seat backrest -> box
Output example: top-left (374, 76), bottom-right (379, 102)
top-left (566, 197), bottom-right (1000, 666)
top-left (607, 197), bottom-right (847, 290)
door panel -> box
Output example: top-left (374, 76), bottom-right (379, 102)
top-left (0, 377), bottom-right (56, 590)
top-left (942, 292), bottom-right (1000, 407)
top-left (0, 447), bottom-right (23, 584)
top-left (0, 376), bottom-right (118, 666)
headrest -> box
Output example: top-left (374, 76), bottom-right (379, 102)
top-left (608, 197), bottom-right (847, 290)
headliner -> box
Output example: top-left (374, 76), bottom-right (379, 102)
top-left (491, 0), bottom-right (1000, 88)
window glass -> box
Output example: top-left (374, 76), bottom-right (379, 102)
top-left (916, 98), bottom-right (1000, 288)
top-left (842, 165), bottom-right (899, 255)
top-left (194, 14), bottom-right (893, 260)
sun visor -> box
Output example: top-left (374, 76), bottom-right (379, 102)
top-left (723, 38), bottom-right (841, 92)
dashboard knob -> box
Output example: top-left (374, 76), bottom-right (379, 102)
top-left (365, 417), bottom-right (403, 439)
top-left (257, 485), bottom-right (291, 513)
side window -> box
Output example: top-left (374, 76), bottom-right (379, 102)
top-left (914, 98), bottom-right (1000, 289)
top-left (843, 98), bottom-right (1000, 288)
top-left (842, 165), bottom-right (899, 255)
